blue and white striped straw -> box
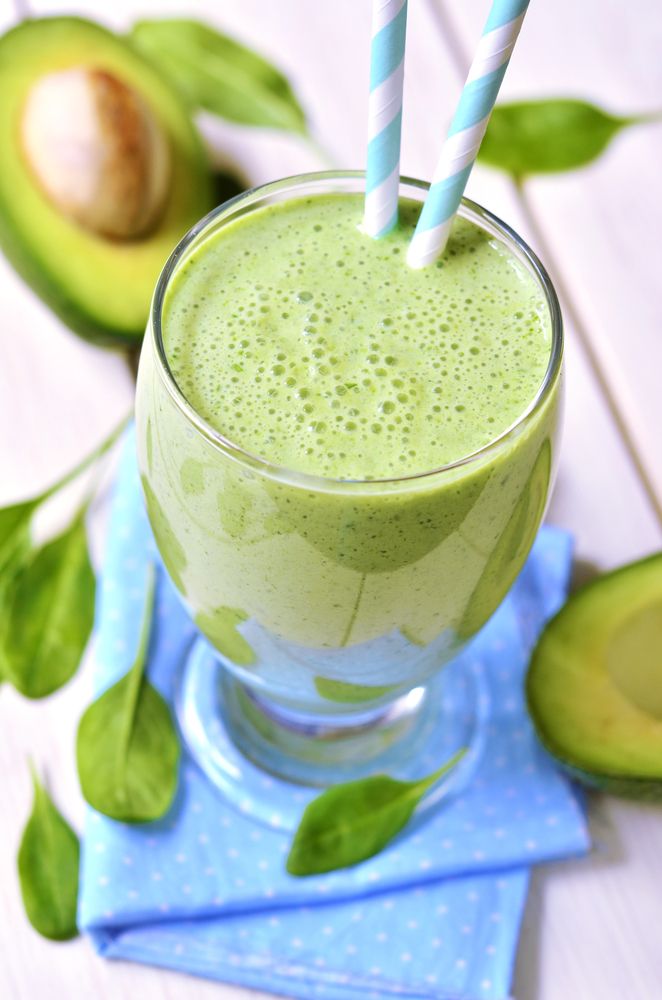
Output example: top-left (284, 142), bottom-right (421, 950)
top-left (407, 0), bottom-right (530, 268)
top-left (364, 0), bottom-right (408, 238)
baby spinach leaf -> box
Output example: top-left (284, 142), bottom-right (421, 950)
top-left (286, 749), bottom-right (465, 876)
top-left (1, 512), bottom-right (95, 699)
top-left (0, 507), bottom-right (35, 680)
top-left (0, 417), bottom-right (129, 691)
top-left (130, 18), bottom-right (308, 134)
top-left (76, 564), bottom-right (180, 823)
top-left (0, 415), bottom-right (130, 548)
top-left (478, 99), bottom-right (650, 177)
top-left (0, 500), bottom-right (37, 571)
top-left (17, 764), bottom-right (79, 941)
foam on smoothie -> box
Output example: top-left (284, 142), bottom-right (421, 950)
top-left (163, 194), bottom-right (551, 479)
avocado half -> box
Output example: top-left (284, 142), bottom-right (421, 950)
top-left (0, 17), bottom-right (213, 345)
top-left (527, 552), bottom-right (662, 799)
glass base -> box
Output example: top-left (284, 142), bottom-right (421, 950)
top-left (174, 639), bottom-right (490, 832)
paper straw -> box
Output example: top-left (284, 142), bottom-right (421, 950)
top-left (364, 0), bottom-right (408, 238)
top-left (407, 0), bottom-right (530, 268)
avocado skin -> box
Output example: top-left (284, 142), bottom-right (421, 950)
top-left (526, 552), bottom-right (662, 801)
top-left (0, 17), bottom-right (213, 346)
top-left (0, 200), bottom-right (130, 346)
top-left (528, 749), bottom-right (662, 803)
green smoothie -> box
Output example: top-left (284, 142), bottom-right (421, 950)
top-left (136, 186), bottom-right (560, 711)
top-left (164, 195), bottom-right (549, 479)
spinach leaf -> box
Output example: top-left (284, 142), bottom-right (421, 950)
top-left (286, 749), bottom-right (465, 876)
top-left (17, 764), bottom-right (80, 941)
top-left (0, 417), bottom-right (129, 692)
top-left (76, 564), bottom-right (180, 823)
top-left (0, 500), bottom-right (37, 570)
top-left (0, 415), bottom-right (130, 542)
top-left (1, 512), bottom-right (95, 699)
top-left (0, 506), bottom-right (35, 680)
top-left (478, 99), bottom-right (649, 177)
top-left (130, 19), bottom-right (308, 134)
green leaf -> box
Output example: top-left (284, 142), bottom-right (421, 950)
top-left (1, 513), bottom-right (95, 698)
top-left (0, 416), bottom-right (130, 549)
top-left (286, 749), bottom-right (465, 876)
top-left (76, 564), bottom-right (180, 823)
top-left (0, 542), bottom-right (31, 683)
top-left (0, 500), bottom-right (37, 570)
top-left (17, 764), bottom-right (79, 941)
top-left (0, 504), bottom-right (36, 681)
top-left (478, 99), bottom-right (648, 177)
top-left (129, 18), bottom-right (308, 134)
top-left (0, 417), bottom-right (129, 689)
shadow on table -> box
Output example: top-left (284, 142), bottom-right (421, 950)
top-left (511, 791), bottom-right (635, 999)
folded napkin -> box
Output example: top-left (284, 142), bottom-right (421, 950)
top-left (79, 431), bottom-right (589, 1000)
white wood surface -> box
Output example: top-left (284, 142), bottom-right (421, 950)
top-left (440, 0), bottom-right (662, 512)
top-left (1, 2), bottom-right (661, 999)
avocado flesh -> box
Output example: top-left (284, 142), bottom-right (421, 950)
top-left (527, 553), bottom-right (662, 799)
top-left (0, 17), bottom-right (213, 345)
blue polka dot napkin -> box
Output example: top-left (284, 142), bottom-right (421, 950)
top-left (79, 431), bottom-right (589, 1000)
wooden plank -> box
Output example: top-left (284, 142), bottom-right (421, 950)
top-left (436, 0), bottom-right (662, 508)
top-left (514, 797), bottom-right (662, 1000)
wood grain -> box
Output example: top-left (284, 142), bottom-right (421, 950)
top-left (438, 0), bottom-right (662, 510)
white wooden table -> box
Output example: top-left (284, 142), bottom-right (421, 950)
top-left (2, 2), bottom-right (661, 998)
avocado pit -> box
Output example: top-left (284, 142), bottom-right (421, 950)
top-left (21, 66), bottom-right (171, 239)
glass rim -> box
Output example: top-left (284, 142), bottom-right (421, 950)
top-left (150, 169), bottom-right (563, 492)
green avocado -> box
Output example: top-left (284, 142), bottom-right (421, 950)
top-left (527, 552), bottom-right (662, 800)
top-left (0, 17), bottom-right (213, 345)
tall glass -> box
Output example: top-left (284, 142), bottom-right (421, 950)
top-left (135, 172), bottom-right (563, 826)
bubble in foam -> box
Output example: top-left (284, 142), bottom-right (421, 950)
top-left (165, 193), bottom-right (550, 479)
